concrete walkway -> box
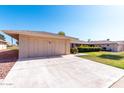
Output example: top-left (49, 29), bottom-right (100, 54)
top-left (1, 55), bottom-right (124, 88)
top-left (111, 76), bottom-right (124, 88)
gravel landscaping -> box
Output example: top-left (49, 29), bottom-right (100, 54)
top-left (0, 49), bottom-right (18, 79)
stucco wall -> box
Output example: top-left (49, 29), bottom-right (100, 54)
top-left (100, 44), bottom-right (118, 52)
top-left (0, 42), bottom-right (7, 50)
top-left (19, 35), bottom-right (70, 59)
top-left (117, 44), bottom-right (124, 52)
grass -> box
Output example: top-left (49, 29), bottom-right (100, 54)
top-left (80, 51), bottom-right (124, 69)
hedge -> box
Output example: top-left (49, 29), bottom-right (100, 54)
top-left (78, 47), bottom-right (102, 52)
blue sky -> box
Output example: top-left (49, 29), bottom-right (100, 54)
top-left (0, 5), bottom-right (124, 44)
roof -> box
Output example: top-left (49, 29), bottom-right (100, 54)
top-left (87, 40), bottom-right (117, 44)
top-left (115, 41), bottom-right (124, 44)
top-left (71, 40), bottom-right (124, 45)
top-left (71, 40), bottom-right (89, 44)
top-left (1, 30), bottom-right (77, 40)
top-left (88, 40), bottom-right (124, 45)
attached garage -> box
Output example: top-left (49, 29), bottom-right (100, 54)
top-left (2, 30), bottom-right (71, 59)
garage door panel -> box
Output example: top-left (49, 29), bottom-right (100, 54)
top-left (38, 38), bottom-right (44, 57)
top-left (42, 39), bottom-right (48, 57)
top-left (28, 37), bottom-right (34, 58)
top-left (28, 37), bottom-right (42, 57)
top-left (54, 39), bottom-right (66, 55)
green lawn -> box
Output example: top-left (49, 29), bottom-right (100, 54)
top-left (80, 51), bottom-right (124, 69)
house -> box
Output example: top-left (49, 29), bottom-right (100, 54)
top-left (2, 30), bottom-right (124, 59)
top-left (71, 39), bottom-right (124, 52)
top-left (87, 40), bottom-right (124, 52)
top-left (2, 30), bottom-right (75, 59)
top-left (0, 39), bottom-right (7, 50)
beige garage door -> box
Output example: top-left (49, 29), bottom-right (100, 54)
top-left (19, 35), bottom-right (67, 58)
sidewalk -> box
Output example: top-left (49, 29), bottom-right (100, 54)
top-left (111, 76), bottom-right (124, 88)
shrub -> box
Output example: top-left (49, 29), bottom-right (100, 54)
top-left (78, 46), bottom-right (102, 52)
top-left (71, 47), bottom-right (78, 54)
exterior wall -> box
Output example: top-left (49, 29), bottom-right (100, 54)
top-left (19, 35), bottom-right (70, 59)
top-left (0, 42), bottom-right (7, 50)
top-left (116, 44), bottom-right (124, 52)
top-left (99, 44), bottom-right (118, 52)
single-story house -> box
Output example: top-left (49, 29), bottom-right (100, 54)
top-left (2, 30), bottom-right (124, 59)
top-left (0, 39), bottom-right (7, 50)
top-left (2, 30), bottom-right (75, 59)
top-left (86, 40), bottom-right (124, 52)
top-left (71, 40), bottom-right (124, 52)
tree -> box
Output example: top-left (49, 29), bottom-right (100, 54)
top-left (0, 34), bottom-right (5, 40)
top-left (58, 31), bottom-right (65, 36)
top-left (107, 39), bottom-right (110, 41)
top-left (88, 39), bottom-right (91, 42)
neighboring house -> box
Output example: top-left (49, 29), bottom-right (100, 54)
top-left (71, 39), bottom-right (124, 52)
top-left (86, 40), bottom-right (124, 52)
top-left (2, 30), bottom-right (75, 59)
top-left (0, 39), bottom-right (7, 50)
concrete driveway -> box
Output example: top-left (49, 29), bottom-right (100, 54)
top-left (1, 55), bottom-right (124, 88)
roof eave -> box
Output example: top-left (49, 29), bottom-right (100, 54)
top-left (2, 30), bottom-right (72, 40)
